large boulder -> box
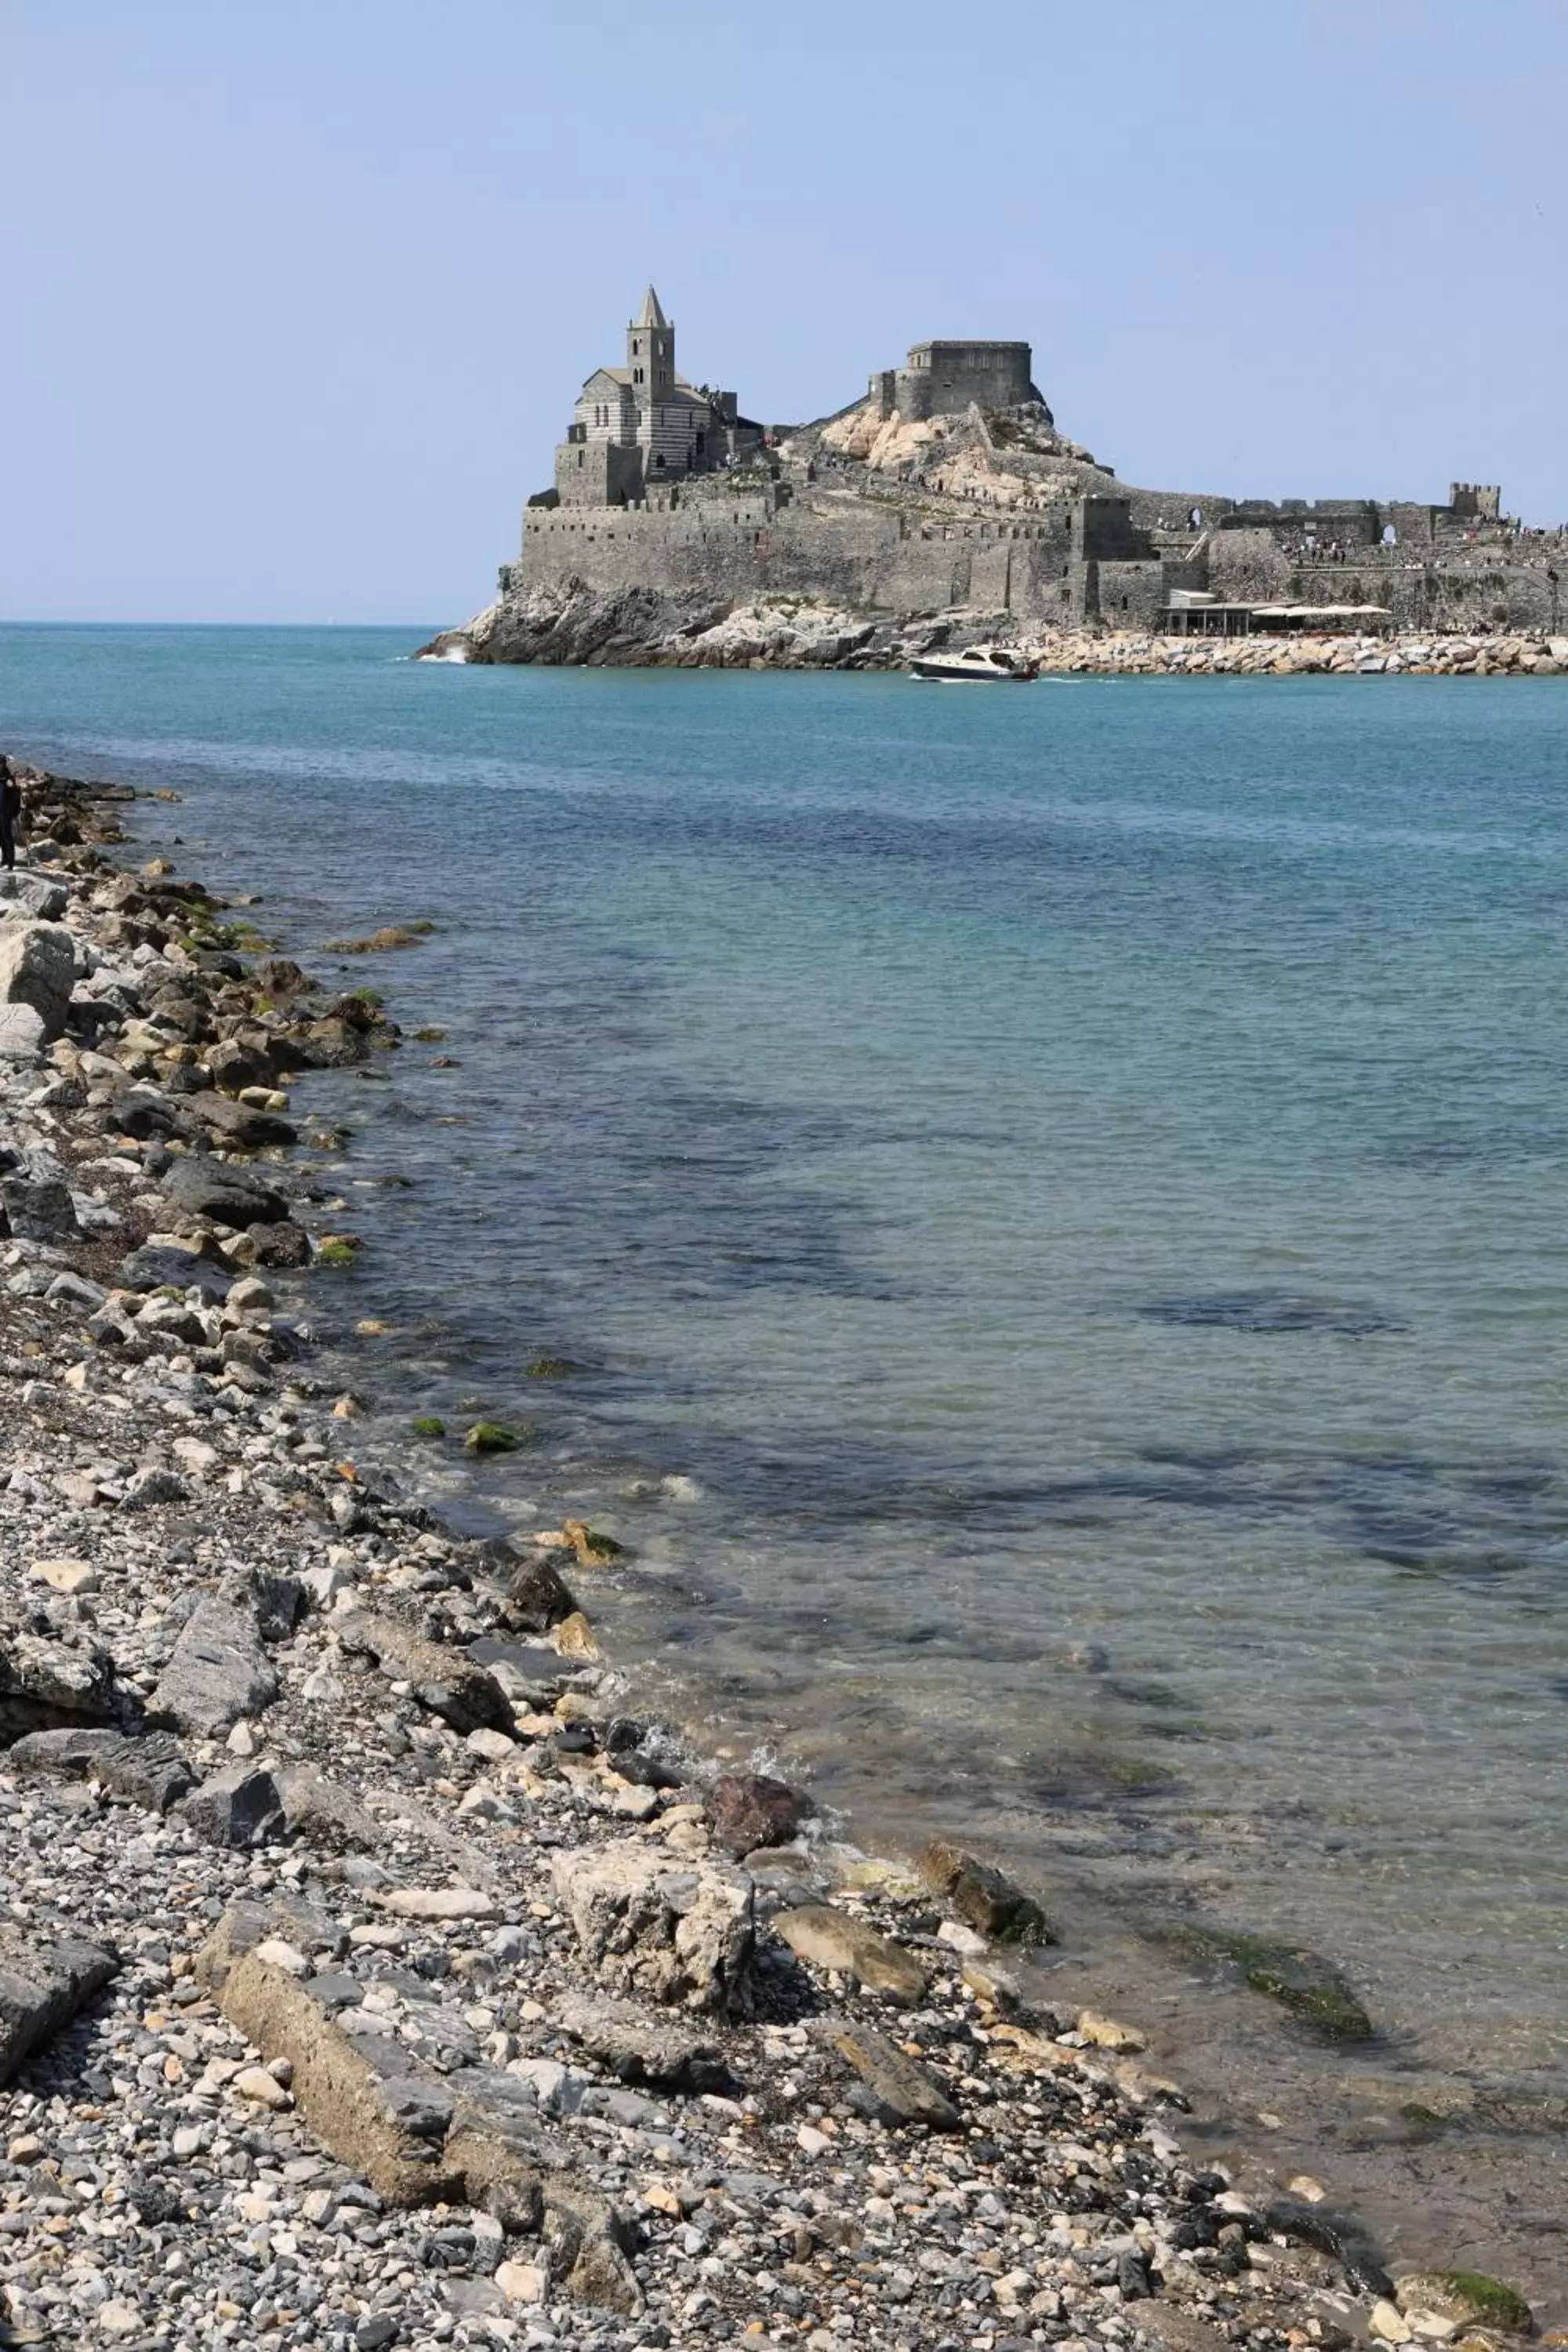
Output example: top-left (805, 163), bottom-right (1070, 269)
top-left (182, 1757), bottom-right (379, 1853)
top-left (0, 1145), bottom-right (80, 1242)
top-left (917, 1839), bottom-right (1054, 1947)
top-left (830, 2022), bottom-right (960, 2129)
top-left (773, 1904), bottom-right (927, 2005)
top-left (0, 1920), bottom-right (119, 2085)
top-left (6, 1726), bottom-right (194, 1813)
top-left (117, 1243), bottom-right (232, 1298)
top-left (705, 1771), bottom-right (811, 1858)
top-left (0, 875), bottom-right (69, 921)
top-left (162, 1152), bottom-right (291, 1229)
top-left (181, 1760), bottom-right (288, 1848)
top-left (335, 1610), bottom-right (513, 1737)
top-left (0, 920), bottom-right (76, 1044)
top-left (0, 1004), bottom-right (46, 1060)
top-left (194, 1093), bottom-right (297, 1148)
top-left (0, 1628), bottom-right (129, 1743)
top-left (147, 1593), bottom-right (279, 1737)
top-left (552, 1990), bottom-right (728, 2092)
top-left (550, 1840), bottom-right (756, 2013)
top-left (196, 1906), bottom-right (641, 2311)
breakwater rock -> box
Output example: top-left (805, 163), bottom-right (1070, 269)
top-left (0, 750), bottom-right (1548, 2345)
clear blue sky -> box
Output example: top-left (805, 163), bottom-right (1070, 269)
top-left (7, 0), bottom-right (1566, 624)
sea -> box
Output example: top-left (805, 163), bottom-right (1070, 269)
top-left (4, 624), bottom-right (1566, 2307)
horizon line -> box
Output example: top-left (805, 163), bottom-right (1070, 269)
top-left (0, 616), bottom-right (445, 630)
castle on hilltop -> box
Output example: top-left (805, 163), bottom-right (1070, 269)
top-left (495, 287), bottom-right (1556, 642)
top-left (554, 285), bottom-right (764, 508)
top-left (867, 339), bottom-right (1051, 425)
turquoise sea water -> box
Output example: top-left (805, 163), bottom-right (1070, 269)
top-left (5, 626), bottom-right (1568, 2288)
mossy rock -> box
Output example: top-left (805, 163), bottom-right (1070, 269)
top-left (413, 1026), bottom-right (448, 1044)
top-left (524, 1355), bottom-right (588, 1381)
top-left (1098, 1751), bottom-right (1180, 1794)
top-left (464, 1421), bottom-right (532, 1455)
top-left (315, 1240), bottom-right (361, 1269)
top-left (1156, 1922), bottom-right (1373, 2042)
top-left (411, 1416), bottom-right (448, 1439)
top-left (1399, 2274), bottom-right (1534, 2334)
top-left (563, 1518), bottom-right (624, 1563)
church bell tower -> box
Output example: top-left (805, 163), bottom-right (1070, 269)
top-left (627, 284), bottom-right (675, 400)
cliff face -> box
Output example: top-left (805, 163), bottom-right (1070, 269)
top-left (416, 582), bottom-right (935, 670)
top-left (419, 582), bottom-right (732, 667)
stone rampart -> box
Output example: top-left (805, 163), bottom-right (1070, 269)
top-left (514, 500), bottom-right (1090, 620)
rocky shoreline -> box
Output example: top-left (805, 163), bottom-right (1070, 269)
top-left (0, 755), bottom-right (1553, 2352)
top-left (416, 586), bottom-right (1568, 679)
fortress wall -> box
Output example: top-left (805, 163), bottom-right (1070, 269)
top-left (518, 504), bottom-right (1087, 618)
top-left (514, 495), bottom-right (1564, 635)
top-left (1122, 488), bottom-right (1234, 532)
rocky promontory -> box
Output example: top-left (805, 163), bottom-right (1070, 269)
top-left (0, 753), bottom-right (1552, 2349)
top-left (419, 586), bottom-right (1568, 680)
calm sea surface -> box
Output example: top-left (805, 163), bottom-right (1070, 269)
top-left (5, 626), bottom-right (1567, 2293)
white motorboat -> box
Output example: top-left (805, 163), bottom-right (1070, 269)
top-left (907, 644), bottom-right (1038, 683)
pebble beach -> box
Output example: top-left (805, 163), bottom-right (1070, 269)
top-left (0, 753), bottom-right (1555, 2352)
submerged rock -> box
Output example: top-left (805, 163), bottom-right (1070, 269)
top-left (1396, 2274), bottom-right (1535, 2335)
top-left (1155, 1919), bottom-right (1374, 2041)
top-left (918, 1838), bottom-right (1054, 1946)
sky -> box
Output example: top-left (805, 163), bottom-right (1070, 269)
top-left (5, 0), bottom-right (1566, 624)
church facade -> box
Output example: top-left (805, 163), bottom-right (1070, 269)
top-left (552, 287), bottom-right (763, 508)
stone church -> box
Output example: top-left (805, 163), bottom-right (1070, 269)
top-left (552, 287), bottom-right (764, 508)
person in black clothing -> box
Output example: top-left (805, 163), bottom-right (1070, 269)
top-left (0, 766), bottom-right (20, 869)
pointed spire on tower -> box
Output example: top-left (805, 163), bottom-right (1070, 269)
top-left (635, 283), bottom-right (670, 331)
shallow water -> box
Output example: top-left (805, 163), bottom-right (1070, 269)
top-left (6, 627), bottom-right (1568, 2301)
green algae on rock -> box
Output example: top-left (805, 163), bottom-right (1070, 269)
top-left (1154, 1922), bottom-right (1373, 2042)
top-left (562, 1519), bottom-right (624, 1563)
top-left (1398, 2274), bottom-right (1535, 2335)
top-left (410, 1417), bottom-right (448, 1440)
top-left (464, 1421), bottom-right (531, 1454)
